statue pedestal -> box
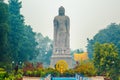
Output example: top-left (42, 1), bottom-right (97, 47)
top-left (50, 54), bottom-right (73, 68)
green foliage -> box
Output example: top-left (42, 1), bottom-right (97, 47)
top-left (0, 0), bottom-right (52, 69)
top-left (5, 69), bottom-right (23, 80)
top-left (0, 0), bottom-right (10, 68)
top-left (87, 23), bottom-right (120, 59)
top-left (9, 0), bottom-right (22, 15)
top-left (8, 0), bottom-right (25, 63)
top-left (19, 25), bottom-right (38, 61)
top-left (23, 62), bottom-right (45, 77)
top-left (0, 68), bottom-right (7, 80)
top-left (0, 1), bottom-right (9, 23)
top-left (23, 62), bottom-right (34, 72)
top-left (74, 61), bottom-right (97, 77)
top-left (34, 33), bottom-right (53, 66)
top-left (93, 43), bottom-right (120, 79)
top-left (25, 70), bottom-right (33, 76)
top-left (23, 67), bottom-right (61, 77)
top-left (22, 66), bottom-right (99, 77)
top-left (8, 0), bottom-right (38, 63)
top-left (62, 69), bottom-right (75, 77)
top-left (0, 0), bottom-right (54, 72)
top-left (45, 68), bottom-right (60, 77)
top-left (0, 0), bottom-right (4, 2)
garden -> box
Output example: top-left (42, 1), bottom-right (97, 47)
top-left (0, 61), bottom-right (97, 80)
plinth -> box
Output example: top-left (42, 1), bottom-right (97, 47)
top-left (50, 54), bottom-right (72, 68)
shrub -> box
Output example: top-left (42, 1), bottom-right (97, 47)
top-left (25, 70), bottom-right (33, 76)
top-left (5, 69), bottom-right (23, 80)
top-left (36, 62), bottom-right (43, 69)
top-left (0, 68), bottom-right (7, 80)
top-left (74, 61), bottom-right (97, 77)
top-left (45, 68), bottom-right (60, 77)
top-left (23, 62), bottom-right (34, 72)
top-left (15, 73), bottom-right (22, 80)
top-left (63, 69), bottom-right (75, 77)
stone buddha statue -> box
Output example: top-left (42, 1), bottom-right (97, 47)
top-left (51, 6), bottom-right (72, 69)
top-left (53, 6), bottom-right (70, 51)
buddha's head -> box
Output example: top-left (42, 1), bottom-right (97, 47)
top-left (59, 6), bottom-right (65, 16)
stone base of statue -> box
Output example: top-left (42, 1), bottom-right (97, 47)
top-left (50, 54), bottom-right (73, 68)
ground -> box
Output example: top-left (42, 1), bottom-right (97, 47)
top-left (23, 77), bottom-right (40, 80)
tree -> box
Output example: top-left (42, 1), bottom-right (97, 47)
top-left (87, 23), bottom-right (120, 59)
top-left (0, 0), bottom-right (4, 2)
top-left (19, 25), bottom-right (38, 62)
top-left (8, 0), bottom-right (38, 63)
top-left (8, 0), bottom-right (25, 62)
top-left (34, 33), bottom-right (53, 67)
top-left (93, 43), bottom-right (120, 79)
top-left (0, 0), bottom-right (10, 67)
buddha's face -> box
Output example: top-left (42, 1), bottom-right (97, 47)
top-left (59, 7), bottom-right (65, 16)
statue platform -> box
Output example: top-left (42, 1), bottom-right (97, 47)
top-left (50, 54), bottom-right (73, 68)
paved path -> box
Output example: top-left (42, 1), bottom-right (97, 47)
top-left (90, 76), bottom-right (104, 80)
top-left (23, 76), bottom-right (40, 80)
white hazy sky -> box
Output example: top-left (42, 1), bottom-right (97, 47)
top-left (5, 0), bottom-right (120, 51)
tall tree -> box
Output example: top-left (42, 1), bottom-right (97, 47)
top-left (93, 43), bottom-right (120, 79)
top-left (8, 0), bottom-right (38, 63)
top-left (87, 23), bottom-right (120, 59)
top-left (0, 0), bottom-right (10, 65)
top-left (8, 0), bottom-right (24, 63)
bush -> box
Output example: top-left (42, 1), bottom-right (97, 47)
top-left (45, 68), bottom-right (60, 77)
top-left (25, 70), bottom-right (33, 76)
top-left (74, 61), bottom-right (97, 77)
top-left (23, 62), bottom-right (44, 77)
top-left (62, 69), bottom-right (75, 77)
top-left (23, 62), bottom-right (34, 72)
top-left (34, 69), bottom-right (42, 77)
top-left (5, 69), bottom-right (23, 80)
top-left (32, 70), bottom-right (38, 77)
top-left (23, 69), bottom-right (46, 77)
top-left (15, 73), bottom-right (22, 80)
top-left (0, 68), bottom-right (7, 80)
